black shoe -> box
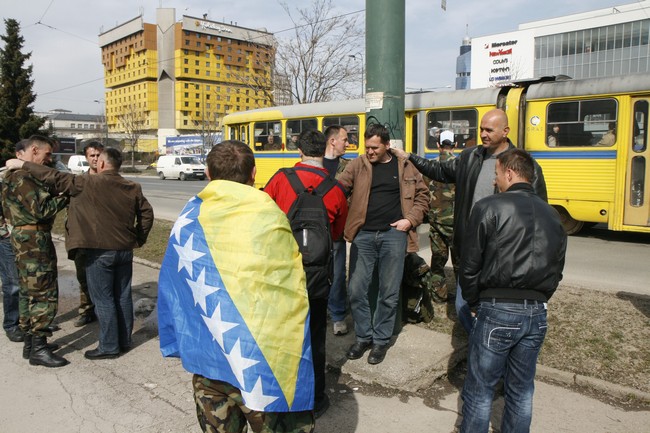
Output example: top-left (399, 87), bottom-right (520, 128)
top-left (29, 336), bottom-right (69, 368)
top-left (367, 344), bottom-right (389, 365)
top-left (74, 314), bottom-right (96, 327)
top-left (6, 328), bottom-right (24, 342)
top-left (84, 348), bottom-right (119, 360)
top-left (43, 324), bottom-right (61, 333)
top-left (314, 393), bottom-right (330, 419)
top-left (23, 334), bottom-right (59, 359)
top-left (346, 341), bottom-right (372, 360)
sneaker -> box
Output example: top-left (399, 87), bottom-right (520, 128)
top-left (332, 321), bottom-right (348, 336)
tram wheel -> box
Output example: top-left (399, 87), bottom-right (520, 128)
top-left (556, 207), bottom-right (584, 235)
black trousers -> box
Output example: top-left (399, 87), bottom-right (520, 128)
top-left (309, 297), bottom-right (328, 405)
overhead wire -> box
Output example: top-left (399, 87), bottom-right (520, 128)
top-left (32, 7), bottom-right (364, 98)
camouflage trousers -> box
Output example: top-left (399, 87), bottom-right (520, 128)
top-left (73, 249), bottom-right (94, 316)
top-left (192, 374), bottom-right (315, 433)
top-left (11, 229), bottom-right (58, 338)
top-left (422, 222), bottom-right (457, 301)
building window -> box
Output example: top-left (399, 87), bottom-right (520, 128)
top-left (70, 124), bottom-right (75, 128)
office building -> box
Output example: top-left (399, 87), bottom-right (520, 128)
top-left (99, 8), bottom-right (275, 153)
top-left (467, 1), bottom-right (650, 88)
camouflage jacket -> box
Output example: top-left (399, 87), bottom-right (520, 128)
top-left (1, 168), bottom-right (69, 230)
top-left (334, 157), bottom-right (350, 179)
top-left (0, 168), bottom-right (8, 238)
top-left (428, 150), bottom-right (455, 227)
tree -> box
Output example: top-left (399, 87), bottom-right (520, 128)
top-left (116, 102), bottom-right (148, 169)
top-left (0, 19), bottom-right (45, 165)
top-left (189, 105), bottom-right (222, 157)
top-left (276, 0), bottom-right (364, 104)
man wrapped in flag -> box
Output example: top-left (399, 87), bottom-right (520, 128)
top-left (158, 141), bottom-right (315, 433)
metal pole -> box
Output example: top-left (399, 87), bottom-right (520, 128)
top-left (365, 0), bottom-right (406, 335)
top-left (366, 0), bottom-right (405, 144)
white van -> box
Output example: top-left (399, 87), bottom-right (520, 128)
top-left (68, 155), bottom-right (90, 174)
top-left (156, 155), bottom-right (206, 181)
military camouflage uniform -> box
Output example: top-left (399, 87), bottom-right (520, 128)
top-left (192, 374), bottom-right (315, 433)
top-left (422, 150), bottom-right (458, 302)
top-left (1, 168), bottom-right (68, 338)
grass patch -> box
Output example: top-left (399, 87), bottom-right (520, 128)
top-left (424, 285), bottom-right (650, 394)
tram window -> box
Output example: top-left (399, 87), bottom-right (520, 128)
top-left (286, 118), bottom-right (317, 150)
top-left (426, 109), bottom-right (477, 149)
top-left (546, 99), bottom-right (617, 147)
top-left (633, 100), bottom-right (648, 152)
top-left (254, 121), bottom-right (283, 151)
top-left (323, 116), bottom-right (359, 150)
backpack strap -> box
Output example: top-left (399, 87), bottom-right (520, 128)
top-left (282, 166), bottom-right (338, 197)
top-left (280, 168), bottom-right (306, 195)
top-left (313, 175), bottom-right (338, 197)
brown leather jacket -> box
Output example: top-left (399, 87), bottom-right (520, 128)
top-left (337, 151), bottom-right (429, 252)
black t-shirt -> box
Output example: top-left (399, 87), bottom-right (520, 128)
top-left (362, 156), bottom-right (402, 231)
top-left (323, 156), bottom-right (339, 176)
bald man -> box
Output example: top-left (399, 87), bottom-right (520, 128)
top-left (392, 109), bottom-right (548, 332)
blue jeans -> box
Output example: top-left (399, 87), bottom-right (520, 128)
top-left (348, 229), bottom-right (407, 345)
top-left (456, 282), bottom-right (473, 334)
top-left (327, 240), bottom-right (347, 322)
top-left (0, 237), bottom-right (20, 332)
top-left (85, 249), bottom-right (134, 354)
top-left (461, 300), bottom-right (548, 433)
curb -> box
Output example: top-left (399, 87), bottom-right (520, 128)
top-left (535, 364), bottom-right (650, 403)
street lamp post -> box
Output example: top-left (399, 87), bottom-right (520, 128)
top-left (93, 99), bottom-right (108, 145)
top-left (349, 53), bottom-right (364, 97)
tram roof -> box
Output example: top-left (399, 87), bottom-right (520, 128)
top-left (223, 87), bottom-right (504, 123)
top-left (526, 73), bottom-right (650, 99)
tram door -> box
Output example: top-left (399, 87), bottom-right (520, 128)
top-left (623, 99), bottom-right (650, 227)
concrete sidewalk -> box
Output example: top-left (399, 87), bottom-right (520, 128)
top-left (0, 238), bottom-right (647, 433)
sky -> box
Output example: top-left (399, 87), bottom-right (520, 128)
top-left (1, 0), bottom-right (632, 114)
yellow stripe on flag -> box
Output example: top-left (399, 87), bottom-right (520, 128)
top-left (198, 180), bottom-right (308, 407)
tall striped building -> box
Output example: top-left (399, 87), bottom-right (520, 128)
top-left (99, 8), bottom-right (275, 153)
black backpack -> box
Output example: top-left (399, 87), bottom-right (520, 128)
top-left (281, 167), bottom-right (338, 299)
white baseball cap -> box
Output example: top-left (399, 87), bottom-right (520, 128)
top-left (440, 130), bottom-right (454, 143)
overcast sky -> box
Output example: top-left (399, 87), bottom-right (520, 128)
top-left (1, 0), bottom-right (628, 114)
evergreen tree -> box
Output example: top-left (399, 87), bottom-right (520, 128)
top-left (0, 18), bottom-right (44, 165)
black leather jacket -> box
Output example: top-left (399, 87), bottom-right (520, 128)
top-left (459, 183), bottom-right (567, 308)
top-left (408, 141), bottom-right (547, 257)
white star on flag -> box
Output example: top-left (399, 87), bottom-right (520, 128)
top-left (170, 209), bottom-right (194, 243)
top-left (225, 338), bottom-right (259, 389)
top-left (202, 302), bottom-right (238, 350)
top-left (241, 376), bottom-right (279, 410)
top-left (188, 268), bottom-right (221, 315)
top-left (173, 233), bottom-right (205, 278)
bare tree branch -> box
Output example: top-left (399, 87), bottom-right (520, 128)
top-left (276, 0), bottom-right (364, 103)
top-left (116, 102), bottom-right (148, 168)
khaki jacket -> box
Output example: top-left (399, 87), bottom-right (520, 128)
top-left (337, 151), bottom-right (429, 252)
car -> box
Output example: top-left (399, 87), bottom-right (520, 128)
top-left (156, 155), bottom-right (206, 180)
top-left (67, 155), bottom-right (90, 174)
top-left (54, 160), bottom-right (71, 173)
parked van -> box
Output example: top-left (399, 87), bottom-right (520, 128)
top-left (156, 155), bottom-right (206, 181)
top-left (68, 155), bottom-right (90, 174)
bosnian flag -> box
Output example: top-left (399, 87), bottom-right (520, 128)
top-left (158, 180), bottom-right (314, 412)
